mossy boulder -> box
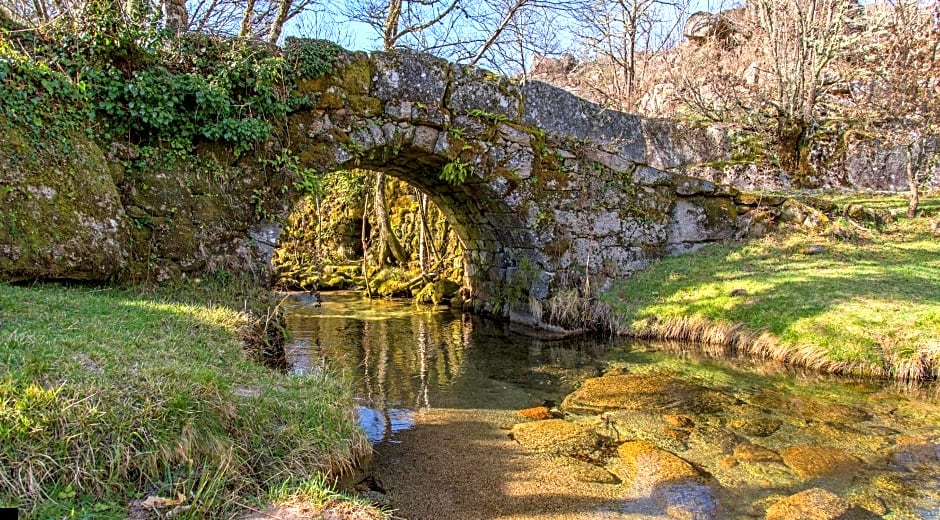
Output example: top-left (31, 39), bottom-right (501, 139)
top-left (778, 198), bottom-right (830, 231)
top-left (0, 127), bottom-right (129, 280)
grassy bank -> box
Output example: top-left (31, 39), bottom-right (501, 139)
top-left (0, 279), bottom-right (375, 518)
top-left (603, 195), bottom-right (940, 381)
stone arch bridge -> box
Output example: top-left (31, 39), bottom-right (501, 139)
top-left (0, 45), bottom-right (743, 327)
top-left (279, 48), bottom-right (740, 324)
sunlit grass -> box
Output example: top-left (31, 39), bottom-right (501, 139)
top-left (603, 195), bottom-right (940, 380)
top-left (0, 280), bottom-right (371, 518)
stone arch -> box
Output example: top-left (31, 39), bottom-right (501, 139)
top-left (293, 134), bottom-right (543, 319)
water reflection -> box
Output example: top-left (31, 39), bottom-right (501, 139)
top-left (281, 291), bottom-right (606, 441)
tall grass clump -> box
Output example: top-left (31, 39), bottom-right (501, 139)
top-left (0, 279), bottom-right (369, 518)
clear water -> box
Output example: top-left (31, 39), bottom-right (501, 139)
top-left (282, 291), bottom-right (940, 519)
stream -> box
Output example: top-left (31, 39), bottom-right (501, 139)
top-left (281, 291), bottom-right (940, 520)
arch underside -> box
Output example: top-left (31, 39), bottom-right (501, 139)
top-left (350, 146), bottom-right (544, 318)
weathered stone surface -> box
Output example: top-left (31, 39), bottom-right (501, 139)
top-left (521, 80), bottom-right (646, 164)
top-left (642, 119), bottom-right (730, 171)
top-left (371, 50), bottom-right (449, 107)
top-left (778, 198), bottom-right (830, 230)
top-left (684, 11), bottom-right (738, 42)
top-left (673, 175), bottom-right (717, 196)
top-left (0, 126), bottom-right (128, 280)
top-left (780, 445), bottom-right (862, 477)
top-left (450, 65), bottom-right (520, 120)
top-left (666, 198), bottom-right (738, 252)
top-left (765, 488), bottom-right (869, 520)
top-left (510, 419), bottom-right (598, 456)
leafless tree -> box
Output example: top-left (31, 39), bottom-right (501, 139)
top-left (575, 0), bottom-right (693, 111)
top-left (746, 0), bottom-right (861, 172)
top-left (853, 0), bottom-right (940, 216)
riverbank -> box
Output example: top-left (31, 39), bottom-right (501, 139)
top-left (0, 278), bottom-right (382, 518)
top-left (603, 194), bottom-right (940, 381)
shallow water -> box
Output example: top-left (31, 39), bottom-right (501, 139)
top-left (282, 291), bottom-right (940, 520)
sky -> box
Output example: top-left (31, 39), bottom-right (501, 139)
top-left (281, 0), bottom-right (731, 56)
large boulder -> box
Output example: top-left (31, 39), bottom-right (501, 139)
top-left (0, 127), bottom-right (129, 281)
top-left (683, 11), bottom-right (738, 42)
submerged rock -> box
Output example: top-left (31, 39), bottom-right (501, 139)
top-left (561, 372), bottom-right (719, 415)
top-left (765, 488), bottom-right (873, 520)
top-left (663, 414), bottom-right (695, 429)
top-left (518, 406), bottom-right (553, 420)
top-left (654, 482), bottom-right (720, 520)
top-left (553, 456), bottom-right (621, 484)
top-left (780, 445), bottom-right (862, 477)
top-left (616, 440), bottom-right (719, 520)
top-left (617, 440), bottom-right (704, 486)
top-left (732, 443), bottom-right (782, 463)
top-left (728, 416), bottom-right (782, 437)
top-left (509, 419), bottom-right (598, 456)
top-left (688, 424), bottom-right (740, 456)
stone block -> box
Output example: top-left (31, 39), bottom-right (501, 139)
top-left (449, 64), bottom-right (521, 121)
top-left (522, 80), bottom-right (645, 164)
top-left (371, 50), bottom-right (449, 107)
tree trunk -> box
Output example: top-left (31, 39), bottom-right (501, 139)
top-left (383, 0), bottom-right (402, 49)
top-left (361, 195), bottom-right (374, 299)
top-left (374, 172), bottom-right (409, 266)
top-left (238, 0), bottom-right (257, 37)
top-left (266, 0), bottom-right (292, 43)
top-left (777, 117), bottom-right (809, 181)
top-left (161, 0), bottom-right (188, 34)
top-left (906, 144), bottom-right (920, 218)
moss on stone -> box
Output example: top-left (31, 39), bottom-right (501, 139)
top-left (346, 95), bottom-right (383, 117)
top-left (0, 126), bottom-right (128, 281)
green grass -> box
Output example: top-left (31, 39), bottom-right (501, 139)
top-left (603, 194), bottom-right (940, 380)
top-left (0, 279), bottom-right (372, 518)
